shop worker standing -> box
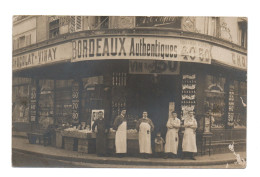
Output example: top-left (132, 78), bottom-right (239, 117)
top-left (182, 111), bottom-right (197, 160)
top-left (92, 111), bottom-right (108, 157)
top-left (164, 111), bottom-right (181, 159)
top-left (136, 111), bottom-right (154, 159)
top-left (113, 109), bottom-right (127, 158)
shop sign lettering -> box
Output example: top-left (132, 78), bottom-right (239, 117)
top-left (129, 60), bottom-right (180, 75)
top-left (12, 42), bottom-right (72, 71)
top-left (72, 37), bottom-right (212, 64)
top-left (211, 46), bottom-right (247, 70)
top-left (135, 16), bottom-right (182, 28)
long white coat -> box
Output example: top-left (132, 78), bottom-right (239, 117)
top-left (165, 118), bottom-right (181, 154)
top-left (115, 121), bottom-right (127, 153)
top-left (182, 117), bottom-right (197, 153)
top-left (139, 122), bottom-right (152, 154)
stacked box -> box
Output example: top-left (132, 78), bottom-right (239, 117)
top-left (64, 137), bottom-right (74, 151)
top-left (78, 139), bottom-right (89, 153)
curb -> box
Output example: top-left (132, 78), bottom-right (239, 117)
top-left (12, 148), bottom-right (238, 166)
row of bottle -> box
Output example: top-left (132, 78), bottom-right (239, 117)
top-left (182, 79), bottom-right (196, 86)
top-left (112, 101), bottom-right (126, 116)
top-left (182, 89), bottom-right (196, 95)
top-left (181, 100), bottom-right (196, 106)
top-left (112, 72), bottom-right (127, 86)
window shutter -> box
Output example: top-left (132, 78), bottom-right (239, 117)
top-left (70, 16), bottom-right (82, 33)
top-left (70, 16), bottom-right (76, 33)
top-left (75, 16), bottom-right (82, 31)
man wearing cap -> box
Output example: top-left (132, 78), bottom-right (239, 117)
top-left (136, 111), bottom-right (154, 159)
top-left (113, 109), bottom-right (127, 157)
top-left (182, 111), bottom-right (197, 160)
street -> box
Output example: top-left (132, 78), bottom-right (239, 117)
top-left (12, 150), bottom-right (242, 168)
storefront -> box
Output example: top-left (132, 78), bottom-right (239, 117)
top-left (12, 31), bottom-right (247, 154)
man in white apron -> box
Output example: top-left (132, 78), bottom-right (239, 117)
top-left (113, 110), bottom-right (127, 157)
top-left (136, 111), bottom-right (154, 159)
top-left (182, 111), bottom-right (197, 160)
top-left (164, 111), bottom-right (181, 159)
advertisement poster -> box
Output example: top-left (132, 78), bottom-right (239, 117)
top-left (91, 109), bottom-right (104, 131)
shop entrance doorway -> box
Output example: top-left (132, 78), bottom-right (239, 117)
top-left (127, 74), bottom-right (179, 138)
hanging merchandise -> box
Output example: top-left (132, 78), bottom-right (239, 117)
top-left (181, 74), bottom-right (196, 120)
top-left (227, 83), bottom-right (235, 127)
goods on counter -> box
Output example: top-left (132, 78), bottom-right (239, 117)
top-left (127, 129), bottom-right (137, 133)
top-left (109, 128), bottom-right (116, 133)
top-left (62, 127), bottom-right (92, 139)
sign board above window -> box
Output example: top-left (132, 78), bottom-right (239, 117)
top-left (136, 16), bottom-right (182, 28)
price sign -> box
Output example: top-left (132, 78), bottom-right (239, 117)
top-left (227, 84), bottom-right (235, 127)
top-left (72, 81), bottom-right (80, 123)
top-left (30, 86), bottom-right (37, 122)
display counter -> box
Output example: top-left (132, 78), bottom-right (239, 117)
top-left (60, 128), bottom-right (139, 154)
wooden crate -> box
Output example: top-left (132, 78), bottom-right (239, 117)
top-left (64, 137), bottom-right (74, 151)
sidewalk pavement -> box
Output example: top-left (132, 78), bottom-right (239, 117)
top-left (12, 136), bottom-right (246, 167)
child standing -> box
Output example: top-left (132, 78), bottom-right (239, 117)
top-left (154, 132), bottom-right (165, 158)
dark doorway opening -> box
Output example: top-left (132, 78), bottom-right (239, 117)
top-left (126, 74), bottom-right (179, 140)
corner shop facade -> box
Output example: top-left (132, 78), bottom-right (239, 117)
top-left (12, 24), bottom-right (247, 154)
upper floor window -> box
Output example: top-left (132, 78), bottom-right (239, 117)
top-left (49, 19), bottom-right (60, 39)
top-left (13, 34), bottom-right (31, 50)
top-left (238, 20), bottom-right (247, 48)
top-left (94, 16), bottom-right (109, 29)
top-left (210, 17), bottom-right (221, 38)
top-left (70, 16), bottom-right (83, 33)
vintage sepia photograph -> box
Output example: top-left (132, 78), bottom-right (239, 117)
top-left (12, 15), bottom-right (247, 168)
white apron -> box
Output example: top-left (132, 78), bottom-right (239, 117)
top-left (165, 128), bottom-right (179, 154)
top-left (115, 121), bottom-right (127, 153)
top-left (139, 122), bottom-right (152, 154)
top-left (182, 119), bottom-right (197, 153)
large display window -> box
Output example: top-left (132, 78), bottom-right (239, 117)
top-left (233, 81), bottom-right (247, 128)
top-left (38, 80), bottom-right (54, 128)
top-left (12, 77), bottom-right (31, 123)
top-left (204, 75), bottom-right (226, 128)
top-left (55, 80), bottom-right (73, 126)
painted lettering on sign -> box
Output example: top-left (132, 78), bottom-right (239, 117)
top-left (72, 37), bottom-right (212, 64)
top-left (211, 46), bottom-right (247, 70)
top-left (129, 60), bottom-right (179, 75)
top-left (12, 42), bottom-right (71, 71)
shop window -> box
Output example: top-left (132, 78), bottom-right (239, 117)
top-left (38, 80), bottom-right (55, 129)
top-left (82, 76), bottom-right (104, 126)
top-left (55, 80), bottom-right (73, 126)
top-left (204, 75), bottom-right (226, 128)
top-left (49, 19), bottom-right (60, 39)
top-left (12, 77), bottom-right (31, 123)
top-left (70, 16), bottom-right (83, 33)
top-left (233, 81), bottom-right (247, 128)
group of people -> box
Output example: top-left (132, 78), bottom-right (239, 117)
top-left (92, 110), bottom-right (198, 160)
